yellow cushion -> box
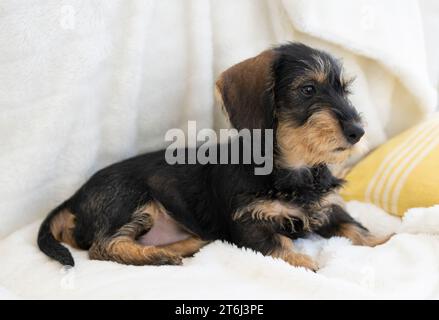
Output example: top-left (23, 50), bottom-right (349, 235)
top-left (341, 115), bottom-right (439, 216)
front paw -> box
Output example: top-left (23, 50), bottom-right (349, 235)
top-left (362, 233), bottom-right (394, 247)
top-left (284, 252), bottom-right (319, 272)
top-left (337, 221), bottom-right (394, 247)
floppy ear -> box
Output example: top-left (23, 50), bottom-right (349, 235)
top-left (215, 50), bottom-right (277, 130)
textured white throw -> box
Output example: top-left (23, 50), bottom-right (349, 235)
top-left (0, 0), bottom-right (437, 299)
top-left (1, 201), bottom-right (439, 299)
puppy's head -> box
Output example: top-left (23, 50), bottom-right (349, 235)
top-left (216, 42), bottom-right (364, 168)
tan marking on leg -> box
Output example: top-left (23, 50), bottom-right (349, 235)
top-left (88, 200), bottom-right (200, 265)
top-left (307, 192), bottom-right (344, 229)
top-left (114, 203), bottom-right (158, 239)
top-left (338, 223), bottom-right (392, 247)
top-left (271, 235), bottom-right (318, 271)
top-left (116, 200), bottom-right (185, 240)
top-left (50, 209), bottom-right (78, 248)
top-left (89, 236), bottom-right (182, 266)
top-left (320, 192), bottom-right (345, 208)
top-left (158, 236), bottom-right (209, 257)
top-left (135, 201), bottom-right (166, 221)
top-left (233, 200), bottom-right (310, 231)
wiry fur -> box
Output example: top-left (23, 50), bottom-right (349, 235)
top-left (37, 43), bottom-right (389, 270)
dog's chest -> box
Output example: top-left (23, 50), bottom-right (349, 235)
top-left (272, 165), bottom-right (343, 206)
top-left (249, 166), bottom-right (343, 234)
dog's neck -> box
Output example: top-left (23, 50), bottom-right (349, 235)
top-left (271, 164), bottom-right (344, 206)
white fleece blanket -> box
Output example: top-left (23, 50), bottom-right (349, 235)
top-left (0, 0), bottom-right (436, 238)
top-left (1, 201), bottom-right (439, 300)
top-left (0, 0), bottom-right (438, 299)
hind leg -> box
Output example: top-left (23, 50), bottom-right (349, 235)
top-left (89, 201), bottom-right (207, 265)
top-left (158, 236), bottom-right (209, 257)
top-left (89, 236), bottom-right (183, 266)
top-left (89, 236), bottom-right (208, 266)
top-left (88, 202), bottom-right (181, 265)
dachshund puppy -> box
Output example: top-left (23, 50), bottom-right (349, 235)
top-left (38, 43), bottom-right (389, 271)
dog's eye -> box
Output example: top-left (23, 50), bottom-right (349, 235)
top-left (301, 85), bottom-right (316, 97)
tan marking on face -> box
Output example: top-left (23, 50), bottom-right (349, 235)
top-left (291, 72), bottom-right (327, 90)
top-left (233, 200), bottom-right (310, 231)
top-left (276, 109), bottom-right (353, 168)
top-left (310, 69), bottom-right (327, 83)
top-left (296, 55), bottom-right (329, 84)
top-left (50, 209), bottom-right (78, 248)
top-left (312, 54), bottom-right (329, 82)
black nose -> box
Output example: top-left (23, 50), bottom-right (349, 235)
top-left (342, 122), bottom-right (365, 144)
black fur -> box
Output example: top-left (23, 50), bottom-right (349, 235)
top-left (314, 204), bottom-right (368, 239)
top-left (273, 43), bottom-right (361, 126)
top-left (38, 42), bottom-right (370, 266)
top-left (37, 202), bottom-right (75, 266)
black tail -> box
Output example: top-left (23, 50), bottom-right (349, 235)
top-left (37, 203), bottom-right (75, 267)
